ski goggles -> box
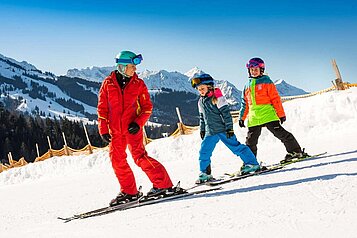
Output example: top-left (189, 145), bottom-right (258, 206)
top-left (191, 77), bottom-right (214, 88)
top-left (246, 61), bottom-right (265, 68)
top-left (116, 54), bottom-right (143, 65)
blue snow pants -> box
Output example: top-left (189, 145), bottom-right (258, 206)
top-left (199, 133), bottom-right (258, 173)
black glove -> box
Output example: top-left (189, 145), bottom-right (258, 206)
top-left (279, 116), bottom-right (286, 124)
top-left (239, 120), bottom-right (245, 128)
top-left (200, 131), bottom-right (205, 140)
top-left (101, 133), bottom-right (111, 143)
top-left (226, 129), bottom-right (235, 139)
top-left (128, 122), bottom-right (140, 134)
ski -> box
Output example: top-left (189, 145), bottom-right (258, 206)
top-left (204, 165), bottom-right (284, 186)
top-left (278, 151), bottom-right (327, 167)
top-left (58, 186), bottom-right (222, 223)
top-left (203, 152), bottom-right (328, 187)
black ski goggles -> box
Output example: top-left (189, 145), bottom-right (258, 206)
top-left (191, 77), bottom-right (214, 88)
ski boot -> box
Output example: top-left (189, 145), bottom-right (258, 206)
top-left (240, 164), bottom-right (261, 175)
top-left (147, 182), bottom-right (186, 198)
top-left (280, 149), bottom-right (310, 164)
top-left (195, 172), bottom-right (214, 184)
top-left (146, 187), bottom-right (173, 197)
top-left (109, 191), bottom-right (143, 207)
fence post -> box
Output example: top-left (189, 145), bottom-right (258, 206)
top-left (331, 59), bottom-right (345, 90)
top-left (176, 107), bottom-right (185, 135)
top-left (8, 152), bottom-right (13, 166)
top-left (36, 143), bottom-right (40, 158)
top-left (82, 122), bottom-right (93, 154)
top-left (47, 136), bottom-right (53, 157)
top-left (143, 126), bottom-right (148, 145)
top-left (62, 132), bottom-right (70, 156)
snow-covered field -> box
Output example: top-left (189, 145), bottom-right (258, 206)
top-left (1, 88), bottom-right (357, 238)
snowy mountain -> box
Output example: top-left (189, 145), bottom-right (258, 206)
top-left (138, 69), bottom-right (197, 94)
top-left (66, 66), bottom-right (114, 83)
top-left (67, 66), bottom-right (242, 109)
top-left (0, 53), bottom-right (99, 122)
top-left (1, 52), bottom-right (309, 125)
top-left (275, 79), bottom-right (309, 96)
top-left (67, 65), bottom-right (308, 109)
top-left (1, 87), bottom-right (356, 237)
top-left (184, 66), bottom-right (204, 78)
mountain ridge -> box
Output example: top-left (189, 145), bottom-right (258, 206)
top-left (1, 53), bottom-right (308, 125)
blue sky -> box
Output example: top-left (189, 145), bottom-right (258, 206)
top-left (0, 0), bottom-right (356, 91)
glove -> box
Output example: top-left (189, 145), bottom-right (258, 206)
top-left (279, 116), bottom-right (286, 124)
top-left (239, 120), bottom-right (245, 128)
top-left (200, 131), bottom-right (205, 140)
top-left (226, 129), bottom-right (235, 139)
top-left (128, 122), bottom-right (140, 134)
top-left (101, 133), bottom-right (111, 143)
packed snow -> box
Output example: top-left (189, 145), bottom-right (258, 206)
top-left (1, 88), bottom-right (357, 238)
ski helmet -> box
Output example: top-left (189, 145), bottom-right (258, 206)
top-left (191, 73), bottom-right (214, 88)
top-left (115, 51), bottom-right (143, 77)
top-left (115, 51), bottom-right (143, 66)
top-left (246, 57), bottom-right (265, 77)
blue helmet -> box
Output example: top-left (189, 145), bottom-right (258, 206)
top-left (115, 51), bottom-right (143, 66)
top-left (115, 51), bottom-right (143, 77)
top-left (190, 73), bottom-right (214, 88)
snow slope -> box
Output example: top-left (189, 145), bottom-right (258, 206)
top-left (1, 88), bottom-right (357, 238)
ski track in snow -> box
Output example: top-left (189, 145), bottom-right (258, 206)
top-left (0, 88), bottom-right (357, 238)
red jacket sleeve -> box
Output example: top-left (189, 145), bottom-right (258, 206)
top-left (268, 83), bottom-right (285, 118)
top-left (134, 83), bottom-right (153, 127)
top-left (97, 80), bottom-right (110, 135)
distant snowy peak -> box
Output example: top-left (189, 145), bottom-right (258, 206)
top-left (184, 67), bottom-right (205, 78)
top-left (64, 65), bottom-right (241, 107)
top-left (138, 69), bottom-right (158, 79)
top-left (215, 80), bottom-right (242, 110)
top-left (140, 69), bottom-right (196, 93)
top-left (274, 79), bottom-right (308, 96)
top-left (66, 66), bottom-right (114, 82)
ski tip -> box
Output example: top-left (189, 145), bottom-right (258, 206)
top-left (57, 217), bottom-right (73, 223)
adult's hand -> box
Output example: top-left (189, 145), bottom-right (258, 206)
top-left (128, 122), bottom-right (140, 134)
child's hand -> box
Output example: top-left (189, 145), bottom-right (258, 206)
top-left (200, 131), bottom-right (205, 140)
top-left (226, 129), bottom-right (235, 139)
top-left (279, 116), bottom-right (286, 124)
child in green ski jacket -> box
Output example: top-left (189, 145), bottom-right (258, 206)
top-left (239, 57), bottom-right (307, 163)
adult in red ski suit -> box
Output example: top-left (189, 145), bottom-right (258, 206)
top-left (97, 51), bottom-right (173, 197)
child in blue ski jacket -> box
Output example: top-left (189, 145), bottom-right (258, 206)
top-left (191, 73), bottom-right (260, 184)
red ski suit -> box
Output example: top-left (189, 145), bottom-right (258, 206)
top-left (97, 71), bottom-right (173, 195)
